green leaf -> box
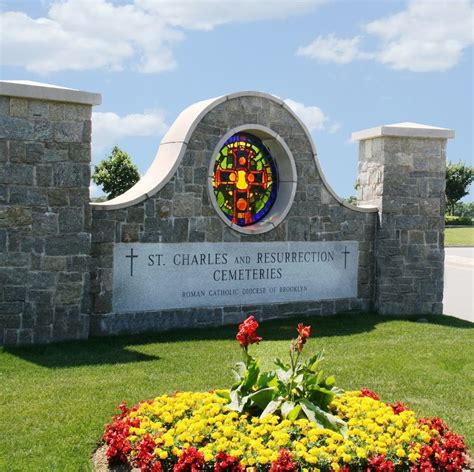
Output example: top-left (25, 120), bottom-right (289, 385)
top-left (308, 386), bottom-right (336, 410)
top-left (307, 351), bottom-right (325, 372)
top-left (215, 389), bottom-right (230, 401)
top-left (294, 374), bottom-right (304, 385)
top-left (276, 368), bottom-right (292, 383)
top-left (227, 389), bottom-right (249, 413)
top-left (287, 404), bottom-right (302, 420)
top-left (256, 371), bottom-right (276, 389)
top-left (274, 358), bottom-right (288, 370)
top-left (281, 401), bottom-right (296, 418)
top-left (325, 376), bottom-right (336, 388)
top-left (242, 358), bottom-right (260, 391)
top-left (232, 361), bottom-right (247, 383)
top-left (248, 388), bottom-right (275, 410)
top-left (260, 400), bottom-right (282, 419)
top-left (299, 399), bottom-right (347, 435)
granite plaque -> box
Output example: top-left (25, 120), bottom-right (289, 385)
top-left (112, 241), bottom-right (358, 313)
top-left (113, 241), bottom-right (359, 313)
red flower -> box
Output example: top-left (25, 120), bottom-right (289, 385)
top-left (360, 388), bottom-right (380, 401)
top-left (173, 447), bottom-right (206, 472)
top-left (389, 401), bottom-right (408, 415)
top-left (152, 462), bottom-right (163, 472)
top-left (297, 323), bottom-right (311, 340)
top-left (133, 435), bottom-right (157, 471)
top-left (368, 455), bottom-right (395, 471)
top-left (103, 403), bottom-right (136, 465)
top-left (236, 315), bottom-right (262, 349)
top-left (292, 323), bottom-right (311, 353)
top-left (413, 417), bottom-right (467, 471)
top-left (269, 449), bottom-right (296, 472)
top-left (214, 452), bottom-right (243, 471)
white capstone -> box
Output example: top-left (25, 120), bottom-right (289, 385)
top-left (351, 122), bottom-right (455, 141)
top-left (93, 91), bottom-right (376, 213)
top-left (0, 80), bottom-right (101, 105)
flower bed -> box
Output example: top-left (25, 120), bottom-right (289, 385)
top-left (102, 318), bottom-right (468, 471)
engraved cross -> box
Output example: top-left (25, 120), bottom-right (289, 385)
top-left (342, 246), bottom-right (350, 269)
top-left (125, 248), bottom-right (138, 277)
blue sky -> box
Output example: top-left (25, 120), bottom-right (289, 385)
top-left (1, 0), bottom-right (473, 199)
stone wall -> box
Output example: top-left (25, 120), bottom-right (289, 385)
top-left (90, 95), bottom-right (377, 336)
top-left (0, 82), bottom-right (100, 345)
top-left (0, 82), bottom-right (453, 345)
top-left (355, 126), bottom-right (452, 315)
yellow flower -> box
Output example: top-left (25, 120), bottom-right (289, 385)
top-left (396, 448), bottom-right (406, 458)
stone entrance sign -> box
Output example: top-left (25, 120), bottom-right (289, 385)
top-left (0, 81), bottom-right (454, 345)
top-left (113, 242), bottom-right (358, 312)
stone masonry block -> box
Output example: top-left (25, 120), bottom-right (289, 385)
top-left (0, 164), bottom-right (34, 185)
top-left (45, 233), bottom-right (90, 256)
top-left (0, 116), bottom-right (34, 140)
top-left (10, 98), bottom-right (28, 117)
top-left (53, 163), bottom-right (90, 188)
top-left (59, 207), bottom-right (83, 233)
top-left (54, 121), bottom-right (84, 143)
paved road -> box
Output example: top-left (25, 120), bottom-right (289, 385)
top-left (444, 247), bottom-right (474, 323)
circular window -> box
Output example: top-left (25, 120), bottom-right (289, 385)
top-left (208, 125), bottom-right (297, 235)
top-left (212, 132), bottom-right (278, 227)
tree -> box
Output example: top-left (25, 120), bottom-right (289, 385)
top-left (92, 146), bottom-right (140, 200)
top-left (343, 195), bottom-right (358, 205)
top-left (445, 161), bottom-right (474, 215)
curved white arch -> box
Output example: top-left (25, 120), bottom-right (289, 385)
top-left (91, 91), bottom-right (377, 213)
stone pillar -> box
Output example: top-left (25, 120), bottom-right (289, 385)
top-left (0, 81), bottom-right (101, 345)
top-left (353, 122), bottom-right (454, 315)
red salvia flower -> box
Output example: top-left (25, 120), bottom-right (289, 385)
top-left (360, 388), bottom-right (380, 401)
top-left (236, 315), bottom-right (262, 349)
top-left (269, 449), bottom-right (297, 472)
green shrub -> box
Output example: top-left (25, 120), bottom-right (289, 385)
top-left (445, 215), bottom-right (473, 226)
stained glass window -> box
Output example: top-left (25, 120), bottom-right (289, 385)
top-left (212, 132), bottom-right (278, 226)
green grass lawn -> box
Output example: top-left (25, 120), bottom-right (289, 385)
top-left (445, 226), bottom-right (474, 246)
top-left (1, 313), bottom-right (473, 471)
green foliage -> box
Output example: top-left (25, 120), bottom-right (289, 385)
top-left (446, 162), bottom-right (474, 216)
top-left (449, 201), bottom-right (474, 218)
top-left (343, 195), bottom-right (358, 205)
top-left (222, 348), bottom-right (346, 434)
top-left (445, 215), bottom-right (473, 226)
top-left (92, 146), bottom-right (140, 200)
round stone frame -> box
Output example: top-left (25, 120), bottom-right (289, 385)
top-left (207, 124), bottom-right (297, 235)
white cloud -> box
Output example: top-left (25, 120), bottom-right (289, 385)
top-left (366, 0), bottom-right (474, 72)
top-left (283, 98), bottom-right (340, 134)
top-left (297, 0), bottom-right (474, 72)
top-left (136, 0), bottom-right (325, 31)
top-left (0, 0), bottom-right (325, 74)
top-left (92, 110), bottom-right (169, 155)
top-left (297, 34), bottom-right (372, 64)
